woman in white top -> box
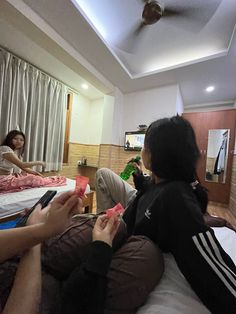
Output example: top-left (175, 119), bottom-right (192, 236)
top-left (0, 130), bottom-right (66, 194)
top-left (0, 130), bottom-right (45, 176)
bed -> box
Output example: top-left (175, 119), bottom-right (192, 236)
top-left (137, 226), bottom-right (236, 314)
top-left (0, 178), bottom-right (92, 220)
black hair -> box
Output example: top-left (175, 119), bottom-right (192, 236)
top-left (145, 115), bottom-right (208, 213)
top-left (1, 130), bottom-right (25, 156)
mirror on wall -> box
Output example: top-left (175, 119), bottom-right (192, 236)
top-left (205, 129), bottom-right (230, 184)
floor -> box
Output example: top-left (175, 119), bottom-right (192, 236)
top-left (92, 191), bottom-right (236, 228)
top-left (207, 202), bottom-right (236, 229)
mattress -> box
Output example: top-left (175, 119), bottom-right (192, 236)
top-left (0, 178), bottom-right (90, 218)
top-left (137, 227), bottom-right (236, 314)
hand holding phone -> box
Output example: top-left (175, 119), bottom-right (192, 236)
top-left (16, 190), bottom-right (57, 227)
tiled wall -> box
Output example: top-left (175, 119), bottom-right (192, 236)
top-left (46, 143), bottom-right (236, 216)
top-left (229, 155), bottom-right (236, 216)
top-left (45, 143), bottom-right (99, 179)
top-left (51, 143), bottom-right (143, 186)
top-left (98, 144), bottom-right (143, 186)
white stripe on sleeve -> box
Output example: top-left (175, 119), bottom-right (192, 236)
top-left (192, 233), bottom-right (236, 298)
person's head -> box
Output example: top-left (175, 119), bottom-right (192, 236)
top-left (142, 115), bottom-right (199, 182)
top-left (142, 115), bottom-right (208, 212)
top-left (1, 130), bottom-right (25, 155)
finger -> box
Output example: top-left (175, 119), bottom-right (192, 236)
top-left (94, 215), bottom-right (108, 229)
top-left (99, 214), bottom-right (110, 221)
top-left (61, 195), bottom-right (79, 214)
top-left (29, 203), bottom-right (43, 216)
top-left (34, 203), bottom-right (43, 211)
top-left (40, 203), bottom-right (51, 214)
top-left (53, 191), bottom-right (74, 205)
top-left (104, 215), bottom-right (117, 233)
top-left (33, 204), bottom-right (43, 214)
top-left (21, 208), bottom-right (29, 216)
top-left (71, 199), bottom-right (84, 215)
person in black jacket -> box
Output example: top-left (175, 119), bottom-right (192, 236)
top-left (96, 163), bottom-right (236, 231)
top-left (121, 115), bottom-right (236, 314)
top-left (61, 213), bottom-right (120, 314)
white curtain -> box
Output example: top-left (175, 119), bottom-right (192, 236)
top-left (0, 48), bottom-right (67, 171)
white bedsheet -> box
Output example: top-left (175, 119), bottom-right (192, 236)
top-left (0, 178), bottom-right (90, 218)
top-left (137, 227), bottom-right (236, 314)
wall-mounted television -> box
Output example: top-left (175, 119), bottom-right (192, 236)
top-left (124, 131), bottom-right (145, 151)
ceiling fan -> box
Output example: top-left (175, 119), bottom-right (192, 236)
top-left (141, 0), bottom-right (178, 25)
top-left (117, 0), bottom-right (222, 53)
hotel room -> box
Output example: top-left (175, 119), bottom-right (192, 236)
top-left (0, 0), bottom-right (235, 313)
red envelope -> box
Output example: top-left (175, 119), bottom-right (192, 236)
top-left (75, 175), bottom-right (89, 197)
top-left (106, 203), bottom-right (125, 218)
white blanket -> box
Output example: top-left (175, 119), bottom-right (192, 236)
top-left (0, 178), bottom-right (90, 218)
top-left (137, 227), bottom-right (236, 314)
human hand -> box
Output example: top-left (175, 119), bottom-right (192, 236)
top-left (92, 214), bottom-right (120, 247)
top-left (37, 161), bottom-right (46, 168)
top-left (127, 156), bottom-right (142, 172)
top-left (26, 168), bottom-right (43, 177)
top-left (225, 220), bottom-right (236, 232)
top-left (131, 160), bottom-right (143, 174)
top-left (27, 191), bottom-right (83, 236)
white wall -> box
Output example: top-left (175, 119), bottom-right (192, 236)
top-left (69, 93), bottom-right (91, 143)
top-left (176, 86), bottom-right (184, 115)
top-left (0, 15), bottom-right (104, 99)
top-left (100, 95), bottom-right (115, 144)
top-left (70, 90), bottom-right (122, 146)
top-left (70, 93), bottom-right (107, 145)
top-left (111, 88), bottom-right (124, 146)
top-left (122, 84), bottom-right (179, 134)
top-left (88, 97), bottom-right (104, 144)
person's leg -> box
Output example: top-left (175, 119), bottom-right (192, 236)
top-left (42, 216), bottom-right (128, 280)
top-left (95, 168), bottom-right (137, 213)
top-left (104, 236), bottom-right (164, 314)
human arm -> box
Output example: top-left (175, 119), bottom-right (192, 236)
top-left (156, 183), bottom-right (236, 314)
top-left (2, 245), bottom-right (42, 314)
top-left (1, 191), bottom-right (82, 313)
top-left (204, 212), bottom-right (236, 232)
top-left (131, 160), bottom-right (151, 190)
top-left (0, 191), bottom-right (82, 262)
top-left (61, 214), bottom-right (120, 314)
top-left (2, 151), bottom-right (45, 170)
top-left (23, 168), bottom-right (43, 177)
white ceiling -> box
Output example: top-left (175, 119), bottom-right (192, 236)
top-left (0, 0), bottom-right (105, 100)
top-left (4, 0), bottom-right (236, 106)
top-left (72, 0), bottom-right (235, 78)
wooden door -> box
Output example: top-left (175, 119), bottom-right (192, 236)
top-left (63, 94), bottom-right (73, 163)
top-left (183, 110), bottom-right (236, 204)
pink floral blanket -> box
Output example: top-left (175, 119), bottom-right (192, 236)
top-left (0, 173), bottom-right (66, 194)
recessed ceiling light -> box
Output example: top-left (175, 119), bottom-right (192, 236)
top-left (81, 83), bottom-right (89, 89)
top-left (205, 86), bottom-right (215, 92)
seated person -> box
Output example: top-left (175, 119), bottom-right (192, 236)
top-left (95, 160), bottom-right (236, 231)
top-left (61, 213), bottom-right (120, 314)
top-left (0, 191), bottom-right (121, 314)
top-left (104, 115), bottom-right (235, 314)
top-left (0, 191), bottom-right (81, 313)
top-left (0, 130), bottom-right (66, 193)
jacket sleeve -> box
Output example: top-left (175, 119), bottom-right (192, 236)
top-left (156, 183), bottom-right (236, 314)
top-left (61, 241), bottom-right (112, 314)
top-left (132, 171), bottom-right (151, 191)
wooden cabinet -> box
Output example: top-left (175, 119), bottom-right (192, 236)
top-left (183, 110), bottom-right (236, 204)
top-left (78, 165), bottom-right (98, 189)
top-left (81, 191), bottom-right (94, 213)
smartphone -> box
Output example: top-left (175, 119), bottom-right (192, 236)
top-left (15, 190), bottom-right (57, 227)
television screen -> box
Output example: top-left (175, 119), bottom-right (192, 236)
top-left (124, 131), bottom-right (145, 151)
